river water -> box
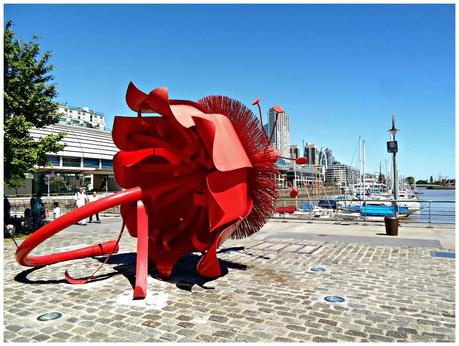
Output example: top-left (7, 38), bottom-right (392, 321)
top-left (411, 188), bottom-right (456, 225)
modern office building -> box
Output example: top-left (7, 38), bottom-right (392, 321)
top-left (21, 124), bottom-right (120, 196)
top-left (58, 104), bottom-right (106, 130)
top-left (276, 161), bottom-right (324, 188)
top-left (325, 163), bottom-right (360, 187)
top-left (304, 143), bottom-right (319, 165)
top-left (268, 107), bottom-right (290, 157)
top-left (325, 148), bottom-right (335, 167)
top-left (318, 147), bottom-right (335, 168)
top-left (289, 145), bottom-right (300, 159)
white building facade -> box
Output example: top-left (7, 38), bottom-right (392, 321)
top-left (58, 104), bottom-right (106, 130)
top-left (325, 164), bottom-right (360, 187)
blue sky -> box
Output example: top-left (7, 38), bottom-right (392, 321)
top-left (5, 4), bottom-right (455, 180)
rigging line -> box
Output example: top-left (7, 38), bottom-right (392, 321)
top-left (349, 136), bottom-right (359, 168)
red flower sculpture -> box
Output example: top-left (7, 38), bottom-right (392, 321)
top-left (15, 82), bottom-right (306, 299)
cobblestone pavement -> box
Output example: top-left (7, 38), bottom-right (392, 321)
top-left (4, 218), bottom-right (455, 342)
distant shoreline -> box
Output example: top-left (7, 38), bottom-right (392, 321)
top-left (417, 185), bottom-right (455, 190)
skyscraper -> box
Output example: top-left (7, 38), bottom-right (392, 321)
top-left (268, 107), bottom-right (290, 157)
top-left (304, 143), bottom-right (319, 165)
top-left (289, 145), bottom-right (300, 159)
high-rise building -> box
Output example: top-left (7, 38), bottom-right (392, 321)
top-left (268, 107), bottom-right (290, 157)
top-left (263, 123), bottom-right (269, 138)
top-left (304, 143), bottom-right (319, 165)
top-left (289, 145), bottom-right (300, 159)
top-left (318, 147), bottom-right (326, 167)
top-left (58, 104), bottom-right (106, 130)
top-left (325, 164), bottom-right (360, 186)
top-left (325, 148), bottom-right (335, 166)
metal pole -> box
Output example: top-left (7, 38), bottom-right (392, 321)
top-left (392, 147), bottom-right (399, 217)
top-left (358, 136), bottom-right (362, 199)
top-left (390, 113), bottom-right (399, 218)
top-left (363, 140), bottom-right (366, 204)
top-left (294, 160), bottom-right (298, 209)
top-left (428, 200), bottom-right (432, 227)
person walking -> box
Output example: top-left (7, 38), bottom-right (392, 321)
top-left (4, 195), bottom-right (11, 226)
top-left (88, 190), bottom-right (101, 223)
top-left (30, 193), bottom-right (44, 230)
top-left (73, 187), bottom-right (87, 225)
top-left (52, 202), bottom-right (61, 219)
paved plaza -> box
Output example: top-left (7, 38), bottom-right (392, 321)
top-left (4, 218), bottom-right (455, 342)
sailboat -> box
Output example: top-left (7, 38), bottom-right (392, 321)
top-left (343, 136), bottom-right (420, 217)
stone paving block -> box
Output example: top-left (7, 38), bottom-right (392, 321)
top-left (11, 336), bottom-right (31, 342)
top-left (274, 336), bottom-right (295, 342)
top-left (86, 332), bottom-right (110, 341)
top-left (160, 332), bottom-right (178, 341)
top-left (312, 336), bottom-right (338, 342)
top-left (51, 331), bottom-right (73, 340)
top-left (235, 333), bottom-right (261, 342)
top-left (288, 331), bottom-right (312, 341)
top-left (209, 315), bottom-right (228, 323)
top-left (369, 333), bottom-right (394, 342)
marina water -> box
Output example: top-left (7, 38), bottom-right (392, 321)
top-left (411, 188), bottom-right (456, 225)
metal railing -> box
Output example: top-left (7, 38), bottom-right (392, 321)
top-left (7, 196), bottom-right (455, 226)
top-left (274, 198), bottom-right (455, 226)
top-left (7, 195), bottom-right (121, 220)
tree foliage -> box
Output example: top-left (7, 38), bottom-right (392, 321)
top-left (4, 20), bottom-right (65, 187)
top-left (405, 176), bottom-right (415, 186)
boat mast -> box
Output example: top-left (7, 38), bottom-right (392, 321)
top-left (358, 136), bottom-right (362, 199)
top-left (363, 139), bottom-right (366, 203)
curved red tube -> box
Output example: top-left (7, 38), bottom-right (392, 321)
top-left (15, 187), bottom-right (143, 267)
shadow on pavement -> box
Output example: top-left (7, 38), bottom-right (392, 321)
top-left (14, 266), bottom-right (119, 285)
top-left (14, 249), bottom-right (249, 293)
top-left (102, 251), bottom-right (248, 292)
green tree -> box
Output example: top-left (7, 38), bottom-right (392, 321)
top-left (405, 176), bottom-right (415, 186)
top-left (4, 21), bottom-right (65, 187)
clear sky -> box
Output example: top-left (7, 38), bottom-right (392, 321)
top-left (5, 4), bottom-right (455, 180)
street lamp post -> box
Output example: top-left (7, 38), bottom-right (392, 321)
top-left (387, 113), bottom-right (399, 217)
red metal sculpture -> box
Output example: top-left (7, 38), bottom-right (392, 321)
top-left (15, 83), bottom-right (307, 299)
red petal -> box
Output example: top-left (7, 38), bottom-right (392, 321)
top-left (192, 114), bottom-right (252, 172)
top-left (206, 168), bottom-right (252, 231)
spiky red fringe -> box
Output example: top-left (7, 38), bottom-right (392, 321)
top-left (197, 96), bottom-right (278, 239)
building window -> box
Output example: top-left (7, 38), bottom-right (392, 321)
top-left (101, 160), bottom-right (113, 170)
top-left (62, 157), bottom-right (81, 167)
top-left (46, 155), bottom-right (60, 166)
top-left (84, 158), bottom-right (99, 168)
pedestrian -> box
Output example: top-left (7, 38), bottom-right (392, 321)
top-left (30, 192), bottom-right (44, 230)
top-left (52, 202), bottom-right (61, 219)
top-left (73, 187), bottom-right (87, 225)
top-left (4, 195), bottom-right (11, 226)
top-left (88, 190), bottom-right (101, 223)
top-left (23, 208), bottom-right (34, 233)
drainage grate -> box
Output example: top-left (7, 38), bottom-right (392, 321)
top-left (37, 312), bottom-right (62, 321)
top-left (431, 251), bottom-right (455, 259)
top-left (248, 241), bottom-right (322, 254)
